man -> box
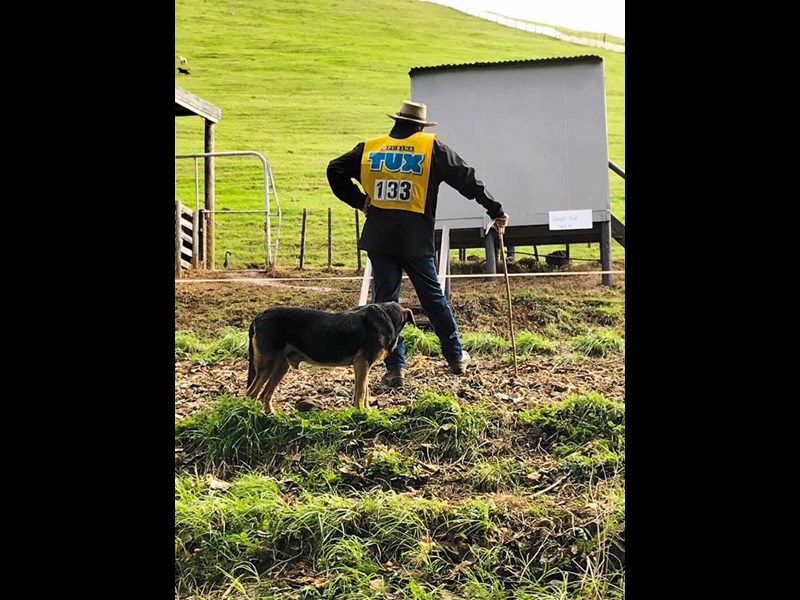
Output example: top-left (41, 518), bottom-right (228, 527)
top-left (327, 100), bottom-right (508, 387)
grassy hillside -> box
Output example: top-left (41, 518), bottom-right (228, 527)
top-left (175, 0), bottom-right (624, 270)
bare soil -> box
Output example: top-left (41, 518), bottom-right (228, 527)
top-left (175, 264), bottom-right (625, 420)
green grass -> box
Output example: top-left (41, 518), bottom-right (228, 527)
top-left (175, 0), bottom-right (624, 270)
top-left (461, 332), bottom-right (509, 355)
top-left (468, 457), bottom-right (524, 492)
top-left (175, 389), bottom-right (626, 598)
top-left (175, 325), bottom-right (573, 365)
top-left (402, 326), bottom-right (442, 357)
top-left (176, 469), bottom-right (626, 598)
top-left (175, 327), bottom-right (249, 365)
top-left (175, 476), bottom-right (500, 595)
top-left (515, 330), bottom-right (557, 354)
top-left (573, 328), bottom-right (625, 357)
top-left (175, 330), bottom-right (205, 360)
top-left (518, 391), bottom-right (625, 454)
top-left (176, 390), bottom-right (489, 470)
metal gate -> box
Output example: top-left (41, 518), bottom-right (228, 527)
top-left (175, 150), bottom-right (282, 271)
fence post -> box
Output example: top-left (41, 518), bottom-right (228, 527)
top-left (328, 207), bottom-right (333, 270)
top-left (299, 208), bottom-right (307, 270)
top-left (204, 121), bottom-right (215, 269)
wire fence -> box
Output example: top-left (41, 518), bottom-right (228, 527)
top-left (175, 270), bottom-right (626, 284)
top-left (420, 0), bottom-right (625, 53)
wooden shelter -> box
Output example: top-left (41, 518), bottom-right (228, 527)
top-left (174, 85), bottom-right (222, 274)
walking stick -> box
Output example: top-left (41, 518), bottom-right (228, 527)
top-left (487, 219), bottom-right (518, 376)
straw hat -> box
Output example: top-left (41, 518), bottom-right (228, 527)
top-left (387, 100), bottom-right (438, 127)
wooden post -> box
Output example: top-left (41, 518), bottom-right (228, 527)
top-left (201, 212), bottom-right (208, 269)
top-left (497, 228), bottom-right (518, 377)
top-left (600, 220), bottom-right (612, 286)
top-left (328, 207), bottom-right (333, 270)
top-left (299, 208), bottom-right (307, 270)
top-left (533, 245), bottom-right (539, 262)
top-left (175, 200), bottom-right (182, 278)
top-left (565, 243), bottom-right (570, 261)
top-left (192, 159), bottom-right (200, 269)
top-left (191, 207), bottom-right (199, 269)
top-left (204, 120), bottom-right (215, 269)
top-left (355, 209), bottom-right (362, 271)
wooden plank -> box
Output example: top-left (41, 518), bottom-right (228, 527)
top-left (180, 258), bottom-right (192, 270)
top-left (175, 200), bottom-right (182, 278)
top-left (181, 231), bottom-right (193, 244)
top-left (192, 207), bottom-right (200, 269)
top-left (181, 246), bottom-right (193, 258)
top-left (175, 85), bottom-right (222, 123)
top-left (610, 214), bottom-right (625, 247)
top-left (181, 204), bottom-right (193, 217)
top-left (608, 160), bottom-right (626, 180)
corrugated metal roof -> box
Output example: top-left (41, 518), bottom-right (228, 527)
top-left (409, 55), bottom-right (602, 76)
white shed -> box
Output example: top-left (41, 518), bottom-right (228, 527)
top-left (409, 55), bottom-right (623, 285)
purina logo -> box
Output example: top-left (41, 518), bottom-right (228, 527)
top-left (367, 151), bottom-right (424, 175)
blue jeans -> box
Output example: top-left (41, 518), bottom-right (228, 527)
top-left (368, 252), bottom-right (464, 370)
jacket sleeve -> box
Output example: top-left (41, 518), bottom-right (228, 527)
top-left (327, 142), bottom-right (370, 210)
top-left (434, 139), bottom-right (505, 218)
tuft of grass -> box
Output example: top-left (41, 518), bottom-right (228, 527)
top-left (193, 327), bottom-right (249, 365)
top-left (461, 332), bottom-right (509, 355)
top-left (177, 395), bottom-right (269, 467)
top-left (175, 330), bottom-right (205, 361)
top-left (404, 390), bottom-right (489, 460)
top-left (518, 392), bottom-right (625, 454)
top-left (572, 328), bottom-right (625, 357)
top-left (584, 304), bottom-right (624, 327)
top-left (468, 458), bottom-right (525, 492)
top-left (515, 330), bottom-right (557, 354)
top-left (561, 439), bottom-right (624, 480)
top-left (317, 534), bottom-right (380, 574)
top-left (553, 351), bottom-right (581, 366)
top-left (363, 446), bottom-right (417, 488)
top-left (175, 472), bottom-right (287, 586)
top-left (175, 328), bottom-right (250, 365)
top-left (402, 326), bottom-right (441, 357)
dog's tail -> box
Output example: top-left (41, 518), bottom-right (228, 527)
top-left (247, 320), bottom-right (256, 387)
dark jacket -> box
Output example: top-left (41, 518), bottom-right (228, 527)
top-left (327, 121), bottom-right (504, 256)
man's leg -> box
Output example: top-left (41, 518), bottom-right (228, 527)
top-left (367, 252), bottom-right (407, 372)
top-left (402, 254), bottom-right (468, 372)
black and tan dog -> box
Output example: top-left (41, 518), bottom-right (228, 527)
top-left (246, 302), bottom-right (415, 412)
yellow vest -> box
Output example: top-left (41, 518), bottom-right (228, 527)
top-left (360, 132), bottom-right (436, 214)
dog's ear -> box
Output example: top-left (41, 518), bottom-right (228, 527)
top-left (402, 307), bottom-right (416, 328)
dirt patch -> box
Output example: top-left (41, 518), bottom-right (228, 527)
top-left (175, 352), bottom-right (624, 421)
